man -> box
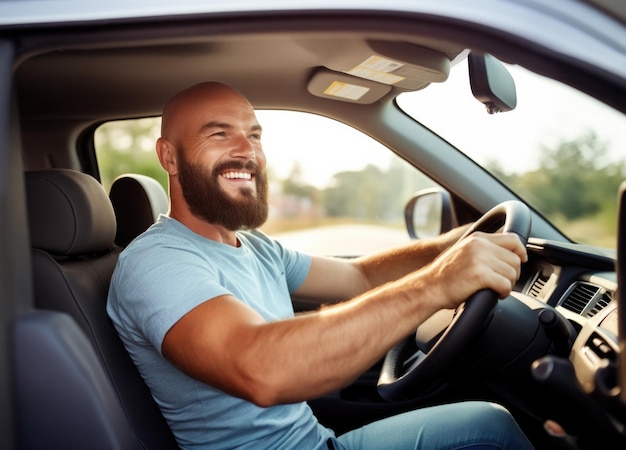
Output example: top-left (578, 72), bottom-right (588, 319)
top-left (107, 82), bottom-right (533, 449)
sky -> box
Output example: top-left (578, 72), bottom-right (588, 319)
top-left (402, 62), bottom-right (626, 171)
top-left (256, 61), bottom-right (625, 188)
top-left (258, 110), bottom-right (393, 188)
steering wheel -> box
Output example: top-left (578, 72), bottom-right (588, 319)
top-left (377, 200), bottom-right (531, 401)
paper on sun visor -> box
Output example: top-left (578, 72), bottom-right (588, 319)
top-left (348, 55), bottom-right (406, 85)
top-left (324, 81), bottom-right (370, 101)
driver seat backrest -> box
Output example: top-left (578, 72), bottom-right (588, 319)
top-left (109, 173), bottom-right (169, 248)
top-left (25, 169), bottom-right (179, 449)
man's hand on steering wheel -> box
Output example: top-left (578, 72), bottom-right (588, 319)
top-left (378, 200), bottom-right (532, 401)
top-left (427, 230), bottom-right (528, 311)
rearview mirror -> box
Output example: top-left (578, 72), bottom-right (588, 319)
top-left (469, 53), bottom-right (517, 114)
top-left (405, 188), bottom-right (455, 239)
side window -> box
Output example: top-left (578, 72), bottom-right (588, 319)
top-left (95, 117), bottom-right (166, 191)
top-left (95, 111), bottom-right (438, 255)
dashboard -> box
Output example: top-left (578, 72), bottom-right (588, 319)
top-left (522, 237), bottom-right (618, 391)
top-left (512, 237), bottom-right (622, 446)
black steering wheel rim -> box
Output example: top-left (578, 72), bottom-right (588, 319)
top-left (377, 200), bottom-right (531, 401)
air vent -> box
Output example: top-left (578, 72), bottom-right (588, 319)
top-left (560, 282), bottom-right (612, 317)
top-left (528, 271), bottom-right (550, 299)
top-left (588, 292), bottom-right (613, 317)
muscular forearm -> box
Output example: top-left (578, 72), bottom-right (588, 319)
top-left (221, 273), bottom-right (442, 406)
top-left (294, 224), bottom-right (471, 307)
top-left (240, 228), bottom-right (522, 406)
top-left (163, 230), bottom-right (525, 408)
top-left (354, 223), bottom-right (471, 289)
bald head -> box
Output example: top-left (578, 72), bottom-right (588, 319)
top-left (161, 82), bottom-right (254, 142)
top-left (156, 82), bottom-right (267, 233)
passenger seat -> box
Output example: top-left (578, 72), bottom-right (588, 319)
top-left (24, 169), bottom-right (178, 449)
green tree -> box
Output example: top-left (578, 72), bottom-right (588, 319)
top-left (507, 132), bottom-right (623, 221)
top-left (282, 162), bottom-right (317, 199)
top-left (492, 132), bottom-right (624, 246)
top-left (323, 165), bottom-right (386, 219)
top-left (323, 161), bottom-right (437, 222)
top-left (95, 118), bottom-right (166, 191)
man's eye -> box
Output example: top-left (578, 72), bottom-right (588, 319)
top-left (250, 134), bottom-right (261, 140)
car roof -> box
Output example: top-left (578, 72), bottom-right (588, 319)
top-left (2, 0), bottom-right (625, 27)
top-left (7, 0), bottom-right (626, 125)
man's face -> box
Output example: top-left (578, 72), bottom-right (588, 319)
top-left (176, 149), bottom-right (269, 230)
top-left (162, 84), bottom-right (270, 231)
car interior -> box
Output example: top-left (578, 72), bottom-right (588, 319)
top-left (2, 3), bottom-right (625, 449)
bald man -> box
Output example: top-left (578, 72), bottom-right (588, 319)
top-left (107, 82), bottom-right (533, 450)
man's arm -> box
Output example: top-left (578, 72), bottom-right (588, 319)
top-left (294, 224), bottom-right (471, 303)
top-left (162, 230), bottom-right (525, 407)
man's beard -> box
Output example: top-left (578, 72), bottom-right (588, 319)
top-left (177, 153), bottom-right (269, 231)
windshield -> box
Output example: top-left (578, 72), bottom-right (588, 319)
top-left (397, 59), bottom-right (626, 249)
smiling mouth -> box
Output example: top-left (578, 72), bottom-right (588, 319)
top-left (221, 171), bottom-right (253, 181)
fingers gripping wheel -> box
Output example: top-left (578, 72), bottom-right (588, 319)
top-left (377, 200), bottom-right (531, 401)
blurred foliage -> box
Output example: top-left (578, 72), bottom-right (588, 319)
top-left (489, 132), bottom-right (624, 247)
top-left (95, 118), bottom-right (167, 191)
top-left (324, 160), bottom-right (434, 221)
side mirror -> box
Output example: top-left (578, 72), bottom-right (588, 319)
top-left (468, 53), bottom-right (517, 114)
top-left (404, 188), bottom-right (455, 239)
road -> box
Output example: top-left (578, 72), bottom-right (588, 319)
top-left (273, 224), bottom-right (413, 256)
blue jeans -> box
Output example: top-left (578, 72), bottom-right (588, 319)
top-left (330, 401), bottom-right (534, 449)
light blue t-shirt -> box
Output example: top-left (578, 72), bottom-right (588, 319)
top-left (107, 216), bottom-right (335, 449)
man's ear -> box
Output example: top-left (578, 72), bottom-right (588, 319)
top-left (156, 137), bottom-right (178, 175)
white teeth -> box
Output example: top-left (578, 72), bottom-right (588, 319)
top-left (222, 171), bottom-right (252, 180)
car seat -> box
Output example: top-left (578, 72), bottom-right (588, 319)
top-left (109, 173), bottom-right (169, 247)
top-left (12, 310), bottom-right (140, 450)
top-left (22, 169), bottom-right (179, 449)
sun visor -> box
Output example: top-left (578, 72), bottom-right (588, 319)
top-left (303, 39), bottom-right (450, 90)
top-left (307, 68), bottom-right (392, 104)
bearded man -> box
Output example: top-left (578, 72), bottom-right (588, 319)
top-left (107, 82), bottom-right (533, 450)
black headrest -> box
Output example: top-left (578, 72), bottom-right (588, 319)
top-left (26, 169), bottom-right (117, 255)
top-left (109, 173), bottom-right (169, 247)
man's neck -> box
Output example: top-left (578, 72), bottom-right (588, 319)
top-left (169, 208), bottom-right (240, 247)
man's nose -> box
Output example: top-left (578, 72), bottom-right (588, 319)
top-left (231, 134), bottom-right (256, 160)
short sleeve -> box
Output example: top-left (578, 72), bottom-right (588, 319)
top-left (109, 240), bottom-right (231, 354)
top-left (240, 229), bottom-right (311, 293)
